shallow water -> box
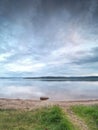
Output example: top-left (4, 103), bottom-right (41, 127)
top-left (0, 78), bottom-right (98, 101)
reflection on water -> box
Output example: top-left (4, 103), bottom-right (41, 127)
top-left (0, 79), bottom-right (98, 101)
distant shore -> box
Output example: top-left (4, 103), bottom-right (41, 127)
top-left (0, 98), bottom-right (98, 110)
top-left (1, 76), bottom-right (98, 81)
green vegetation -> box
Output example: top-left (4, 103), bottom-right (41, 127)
top-left (1, 104), bottom-right (98, 130)
top-left (0, 106), bottom-right (76, 130)
top-left (72, 105), bottom-right (98, 130)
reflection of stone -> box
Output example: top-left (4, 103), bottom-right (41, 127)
top-left (40, 97), bottom-right (49, 100)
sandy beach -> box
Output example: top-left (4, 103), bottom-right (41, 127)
top-left (0, 98), bottom-right (98, 110)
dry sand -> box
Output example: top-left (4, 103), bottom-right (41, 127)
top-left (0, 98), bottom-right (98, 110)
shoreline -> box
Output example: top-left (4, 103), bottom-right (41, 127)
top-left (0, 98), bottom-right (98, 110)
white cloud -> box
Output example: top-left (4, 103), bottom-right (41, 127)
top-left (0, 51), bottom-right (14, 62)
top-left (46, 44), bottom-right (86, 66)
top-left (5, 58), bottom-right (46, 72)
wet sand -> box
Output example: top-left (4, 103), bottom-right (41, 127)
top-left (0, 98), bottom-right (98, 110)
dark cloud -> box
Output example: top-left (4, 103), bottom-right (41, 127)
top-left (73, 47), bottom-right (98, 65)
top-left (0, 0), bottom-right (98, 25)
top-left (0, 0), bottom-right (97, 39)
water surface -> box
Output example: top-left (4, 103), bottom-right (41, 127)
top-left (0, 78), bottom-right (98, 101)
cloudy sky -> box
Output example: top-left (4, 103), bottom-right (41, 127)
top-left (0, 0), bottom-right (98, 77)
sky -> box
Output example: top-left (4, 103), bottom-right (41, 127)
top-left (0, 0), bottom-right (98, 77)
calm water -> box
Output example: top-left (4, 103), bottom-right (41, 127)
top-left (0, 78), bottom-right (98, 101)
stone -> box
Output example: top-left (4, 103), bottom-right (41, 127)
top-left (40, 97), bottom-right (49, 100)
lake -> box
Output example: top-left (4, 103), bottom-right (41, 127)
top-left (0, 78), bottom-right (98, 101)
